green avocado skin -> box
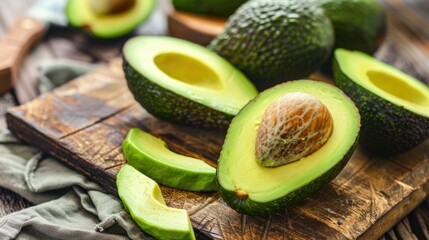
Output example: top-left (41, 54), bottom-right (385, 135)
top-left (123, 59), bottom-right (233, 130)
top-left (319, 0), bottom-right (385, 54)
top-left (172, 0), bottom-right (248, 17)
top-left (217, 137), bottom-right (359, 216)
top-left (208, 0), bottom-right (334, 90)
top-left (333, 59), bottom-right (429, 156)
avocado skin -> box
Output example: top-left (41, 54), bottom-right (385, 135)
top-left (217, 132), bottom-right (359, 216)
top-left (333, 58), bottom-right (429, 156)
top-left (319, 0), bottom-right (385, 76)
top-left (208, 0), bottom-right (334, 90)
top-left (123, 59), bottom-right (233, 130)
top-left (172, 0), bottom-right (248, 17)
top-left (319, 0), bottom-right (385, 54)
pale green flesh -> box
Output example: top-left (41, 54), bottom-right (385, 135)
top-left (128, 129), bottom-right (215, 174)
top-left (117, 165), bottom-right (195, 240)
top-left (335, 49), bottom-right (429, 118)
top-left (218, 80), bottom-right (360, 203)
top-left (124, 36), bottom-right (258, 115)
top-left (67, 0), bottom-right (155, 38)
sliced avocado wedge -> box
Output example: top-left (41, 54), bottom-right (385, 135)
top-left (117, 165), bottom-right (196, 240)
top-left (123, 128), bottom-right (217, 191)
top-left (217, 80), bottom-right (360, 215)
top-left (123, 36), bottom-right (258, 129)
top-left (66, 0), bottom-right (156, 38)
top-left (334, 49), bottom-right (429, 155)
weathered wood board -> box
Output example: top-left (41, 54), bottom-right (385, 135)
top-left (5, 58), bottom-right (429, 239)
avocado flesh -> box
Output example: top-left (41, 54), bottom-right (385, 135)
top-left (66, 0), bottom-right (155, 38)
top-left (123, 36), bottom-right (258, 129)
top-left (208, 0), bottom-right (334, 90)
top-left (217, 80), bottom-right (360, 215)
top-left (334, 49), bottom-right (429, 155)
top-left (123, 128), bottom-right (217, 191)
top-left (172, 0), bottom-right (248, 17)
top-left (116, 165), bottom-right (196, 240)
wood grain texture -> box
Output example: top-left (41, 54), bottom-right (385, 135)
top-left (0, 17), bottom-right (45, 93)
top-left (168, 10), bottom-right (226, 45)
top-left (6, 59), bottom-right (429, 239)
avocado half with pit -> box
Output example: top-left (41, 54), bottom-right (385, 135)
top-left (123, 128), bottom-right (217, 191)
top-left (217, 80), bottom-right (360, 215)
top-left (123, 36), bottom-right (258, 129)
top-left (66, 0), bottom-right (156, 38)
top-left (117, 165), bottom-right (195, 240)
top-left (334, 49), bottom-right (429, 155)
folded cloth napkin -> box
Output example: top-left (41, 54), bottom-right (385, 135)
top-left (0, 60), bottom-right (151, 240)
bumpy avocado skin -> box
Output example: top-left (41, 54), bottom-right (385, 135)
top-left (208, 0), bottom-right (334, 90)
top-left (319, 0), bottom-right (385, 54)
top-left (123, 60), bottom-right (233, 130)
top-left (319, 0), bottom-right (386, 75)
top-left (172, 0), bottom-right (248, 17)
top-left (333, 59), bottom-right (429, 156)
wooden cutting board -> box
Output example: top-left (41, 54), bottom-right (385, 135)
top-left (6, 59), bottom-right (429, 239)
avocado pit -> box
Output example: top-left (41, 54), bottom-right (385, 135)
top-left (255, 92), bottom-right (334, 167)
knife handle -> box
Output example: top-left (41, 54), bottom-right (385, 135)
top-left (0, 17), bottom-right (45, 93)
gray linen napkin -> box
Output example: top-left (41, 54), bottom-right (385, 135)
top-left (0, 60), bottom-right (151, 240)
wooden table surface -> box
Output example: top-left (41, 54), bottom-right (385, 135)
top-left (0, 0), bottom-right (428, 239)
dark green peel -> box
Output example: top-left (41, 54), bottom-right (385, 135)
top-left (209, 0), bottom-right (334, 90)
top-left (172, 0), bottom-right (248, 17)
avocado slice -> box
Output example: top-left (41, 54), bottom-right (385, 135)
top-left (217, 80), bottom-right (360, 215)
top-left (208, 0), bottom-right (334, 90)
top-left (123, 36), bottom-right (258, 130)
top-left (334, 49), bottom-right (429, 155)
top-left (66, 0), bottom-right (156, 38)
top-left (172, 0), bottom-right (248, 17)
top-left (123, 128), bottom-right (217, 191)
top-left (117, 165), bottom-right (196, 240)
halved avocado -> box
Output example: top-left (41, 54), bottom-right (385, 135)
top-left (116, 164), bottom-right (196, 240)
top-left (123, 128), bottom-right (217, 191)
top-left (217, 80), bottom-right (360, 215)
top-left (334, 49), bottom-right (429, 155)
top-left (66, 0), bottom-right (156, 38)
top-left (123, 36), bottom-right (258, 129)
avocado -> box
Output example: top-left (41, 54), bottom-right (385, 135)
top-left (217, 80), bottom-right (360, 215)
top-left (122, 128), bottom-right (217, 191)
top-left (333, 49), bottom-right (429, 156)
top-left (317, 0), bottom-right (386, 54)
top-left (208, 0), bottom-right (334, 90)
top-left (116, 165), bottom-right (196, 240)
top-left (123, 36), bottom-right (258, 130)
top-left (172, 0), bottom-right (248, 17)
top-left (66, 0), bottom-right (156, 38)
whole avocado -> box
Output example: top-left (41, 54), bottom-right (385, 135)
top-left (172, 0), bottom-right (248, 17)
top-left (317, 0), bottom-right (386, 54)
top-left (208, 0), bottom-right (334, 90)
